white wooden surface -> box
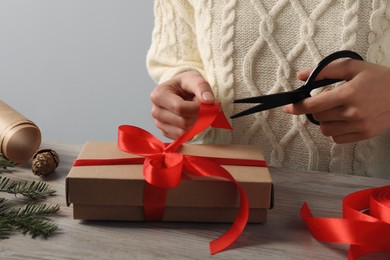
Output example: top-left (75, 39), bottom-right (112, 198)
top-left (1, 141), bottom-right (389, 260)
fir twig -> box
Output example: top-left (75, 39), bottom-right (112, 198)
top-left (0, 176), bottom-right (56, 200)
top-left (0, 198), bottom-right (13, 238)
top-left (6, 202), bottom-right (60, 238)
top-left (0, 176), bottom-right (60, 239)
top-left (0, 197), bottom-right (11, 213)
top-left (0, 199), bottom-right (60, 239)
top-left (0, 154), bottom-right (16, 173)
top-left (0, 220), bottom-right (13, 239)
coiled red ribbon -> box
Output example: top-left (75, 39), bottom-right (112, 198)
top-left (301, 185), bottom-right (390, 259)
top-left (74, 103), bottom-right (268, 255)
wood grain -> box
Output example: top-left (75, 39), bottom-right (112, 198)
top-left (1, 141), bottom-right (389, 259)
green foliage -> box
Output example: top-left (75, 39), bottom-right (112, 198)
top-left (0, 154), bottom-right (16, 173)
top-left (0, 176), bottom-right (60, 239)
top-left (0, 176), bottom-right (56, 200)
top-left (0, 198), bottom-right (12, 238)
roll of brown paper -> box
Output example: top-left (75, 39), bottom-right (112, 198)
top-left (0, 100), bottom-right (41, 163)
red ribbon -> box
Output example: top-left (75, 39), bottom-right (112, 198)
top-left (301, 185), bottom-right (390, 259)
top-left (74, 103), bottom-right (268, 255)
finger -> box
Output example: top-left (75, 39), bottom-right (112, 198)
top-left (312, 105), bottom-right (348, 122)
top-left (151, 85), bottom-right (200, 117)
top-left (320, 119), bottom-right (375, 143)
top-left (297, 69), bottom-right (312, 81)
top-left (331, 129), bottom-right (376, 144)
top-left (312, 58), bottom-right (364, 81)
top-left (164, 99), bottom-right (200, 118)
top-left (319, 120), bottom-right (359, 138)
top-left (332, 132), bottom-right (366, 144)
top-left (179, 72), bottom-right (215, 104)
top-left (318, 120), bottom-right (367, 144)
top-left (155, 120), bottom-right (187, 140)
top-left (151, 105), bottom-right (197, 130)
top-left (283, 88), bottom-right (343, 115)
top-left (297, 55), bottom-right (364, 85)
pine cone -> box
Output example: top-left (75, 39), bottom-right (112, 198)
top-left (32, 149), bottom-right (60, 176)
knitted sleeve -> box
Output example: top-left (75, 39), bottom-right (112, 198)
top-left (146, 0), bottom-right (205, 84)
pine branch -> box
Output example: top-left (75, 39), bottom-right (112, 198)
top-left (0, 199), bottom-right (60, 239)
top-left (0, 198), bottom-right (13, 238)
top-left (12, 202), bottom-right (60, 216)
top-left (0, 220), bottom-right (13, 239)
top-left (6, 202), bottom-right (60, 238)
top-left (0, 176), bottom-right (56, 200)
top-left (14, 217), bottom-right (58, 238)
top-left (0, 197), bottom-right (11, 213)
top-left (0, 154), bottom-right (16, 173)
top-left (0, 177), bottom-right (60, 239)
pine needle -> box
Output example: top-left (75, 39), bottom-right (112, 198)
top-left (0, 197), bottom-right (11, 213)
top-left (0, 199), bottom-right (60, 239)
top-left (6, 202), bottom-right (60, 238)
top-left (0, 154), bottom-right (16, 173)
top-left (0, 177), bottom-right (60, 239)
top-left (0, 220), bottom-right (13, 239)
top-left (0, 198), bottom-right (13, 238)
top-left (0, 176), bottom-right (56, 200)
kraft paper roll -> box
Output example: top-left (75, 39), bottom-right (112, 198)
top-left (0, 100), bottom-right (41, 163)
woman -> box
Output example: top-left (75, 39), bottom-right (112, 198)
top-left (147, 0), bottom-right (390, 178)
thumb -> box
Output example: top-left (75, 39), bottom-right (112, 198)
top-left (192, 78), bottom-right (215, 104)
top-left (181, 72), bottom-right (215, 104)
top-left (179, 71), bottom-right (215, 104)
top-left (198, 88), bottom-right (215, 104)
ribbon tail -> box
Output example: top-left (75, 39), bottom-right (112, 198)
top-left (211, 109), bottom-right (232, 130)
top-left (183, 156), bottom-right (249, 254)
top-left (209, 185), bottom-right (249, 254)
top-left (167, 103), bottom-right (231, 152)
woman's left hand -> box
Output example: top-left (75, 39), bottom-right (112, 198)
top-left (283, 58), bottom-right (390, 144)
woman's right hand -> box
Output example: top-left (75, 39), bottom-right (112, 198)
top-left (150, 71), bottom-right (215, 140)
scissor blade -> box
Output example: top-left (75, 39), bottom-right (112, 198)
top-left (231, 93), bottom-right (297, 119)
top-left (231, 78), bottom-right (343, 119)
top-left (233, 91), bottom-right (297, 104)
top-left (231, 104), bottom-right (266, 119)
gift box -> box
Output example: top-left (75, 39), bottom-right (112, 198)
top-left (66, 141), bottom-right (273, 223)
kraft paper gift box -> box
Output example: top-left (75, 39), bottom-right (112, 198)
top-left (66, 141), bottom-right (273, 223)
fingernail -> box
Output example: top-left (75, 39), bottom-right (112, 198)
top-left (202, 91), bottom-right (214, 101)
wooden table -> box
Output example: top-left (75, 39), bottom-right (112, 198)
top-left (1, 141), bottom-right (389, 259)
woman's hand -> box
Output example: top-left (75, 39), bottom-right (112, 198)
top-left (283, 59), bottom-right (390, 143)
top-left (150, 71), bottom-right (215, 140)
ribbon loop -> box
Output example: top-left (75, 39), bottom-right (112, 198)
top-left (118, 125), bottom-right (166, 156)
top-left (301, 185), bottom-right (390, 259)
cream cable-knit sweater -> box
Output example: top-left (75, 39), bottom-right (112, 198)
top-left (147, 0), bottom-right (390, 178)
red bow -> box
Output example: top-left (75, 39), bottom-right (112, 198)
top-left (301, 185), bottom-right (390, 259)
top-left (117, 103), bottom-right (248, 255)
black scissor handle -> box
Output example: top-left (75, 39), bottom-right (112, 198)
top-left (304, 50), bottom-right (364, 125)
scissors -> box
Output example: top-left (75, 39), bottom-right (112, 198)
top-left (230, 50), bottom-right (364, 124)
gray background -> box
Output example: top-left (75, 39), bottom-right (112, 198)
top-left (0, 1), bottom-right (162, 144)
